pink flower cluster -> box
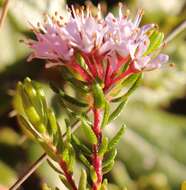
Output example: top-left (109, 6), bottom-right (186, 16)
top-left (27, 4), bottom-right (168, 91)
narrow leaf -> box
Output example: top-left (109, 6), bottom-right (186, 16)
top-left (79, 154), bottom-right (91, 168)
top-left (18, 115), bottom-right (42, 139)
top-left (72, 135), bottom-right (92, 156)
top-left (102, 160), bottom-right (114, 174)
top-left (59, 175), bottom-right (73, 190)
top-left (144, 30), bottom-right (164, 55)
top-left (78, 169), bottom-right (87, 190)
top-left (81, 117), bottom-right (97, 145)
top-left (98, 136), bottom-right (108, 157)
top-left (100, 179), bottom-right (108, 190)
top-left (103, 149), bottom-right (117, 168)
top-left (92, 81), bottom-right (105, 108)
top-left (108, 101), bottom-right (127, 123)
top-left (47, 109), bottom-right (58, 136)
top-left (111, 74), bottom-right (142, 103)
top-left (60, 90), bottom-right (88, 108)
top-left (107, 125), bottom-right (126, 151)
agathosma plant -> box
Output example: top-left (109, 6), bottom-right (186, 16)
top-left (13, 3), bottom-right (169, 190)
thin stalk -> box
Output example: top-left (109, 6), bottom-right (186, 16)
top-left (165, 20), bottom-right (186, 44)
top-left (59, 160), bottom-right (77, 190)
top-left (9, 153), bottom-right (47, 190)
top-left (92, 108), bottom-right (102, 190)
top-left (0, 0), bottom-right (10, 29)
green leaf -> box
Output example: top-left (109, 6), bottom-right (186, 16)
top-left (103, 148), bottom-right (117, 168)
top-left (100, 179), bottom-right (108, 190)
top-left (81, 117), bottom-right (97, 145)
top-left (42, 183), bottom-right (52, 190)
top-left (102, 160), bottom-right (114, 174)
top-left (108, 125), bottom-right (126, 151)
top-left (18, 115), bottom-right (42, 139)
top-left (144, 30), bottom-right (164, 55)
top-left (47, 109), bottom-right (58, 136)
top-left (90, 166), bottom-right (97, 183)
top-left (111, 74), bottom-right (142, 103)
top-left (59, 175), bottom-right (74, 190)
top-left (25, 106), bottom-right (40, 124)
top-left (68, 145), bottom-right (76, 172)
top-left (92, 81), bottom-right (105, 108)
top-left (121, 73), bottom-right (140, 87)
top-left (101, 100), bottom-right (110, 128)
top-left (72, 135), bottom-right (92, 156)
top-left (108, 101), bottom-right (127, 123)
top-left (47, 159), bottom-right (63, 174)
top-left (56, 124), bottom-right (65, 154)
top-left (98, 136), bottom-right (108, 157)
top-left (78, 169), bottom-right (87, 190)
top-left (59, 90), bottom-right (89, 108)
top-left (79, 154), bottom-right (91, 168)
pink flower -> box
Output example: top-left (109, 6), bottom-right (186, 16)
top-left (28, 16), bottom-right (74, 64)
top-left (27, 4), bottom-right (169, 91)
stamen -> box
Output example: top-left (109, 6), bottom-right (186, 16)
top-left (134, 8), bottom-right (144, 26)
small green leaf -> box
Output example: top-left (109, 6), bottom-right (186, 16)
top-left (108, 101), bottom-right (127, 123)
top-left (47, 159), bottom-right (63, 174)
top-left (100, 179), bottom-right (108, 190)
top-left (56, 124), bottom-right (65, 154)
top-left (61, 148), bottom-right (70, 164)
top-left (90, 166), bottom-right (97, 183)
top-left (92, 81), bottom-right (105, 108)
top-left (47, 109), bottom-right (58, 136)
top-left (60, 90), bottom-right (89, 108)
top-left (102, 161), bottom-right (114, 174)
top-left (101, 101), bottom-right (110, 128)
top-left (18, 115), bottom-right (42, 139)
top-left (98, 136), bottom-right (108, 157)
top-left (68, 145), bottom-right (76, 172)
top-left (108, 125), bottom-right (126, 151)
top-left (59, 175), bottom-right (73, 190)
top-left (144, 30), bottom-right (164, 55)
top-left (103, 149), bottom-right (117, 168)
top-left (121, 73), bottom-right (140, 87)
top-left (81, 117), bottom-right (97, 145)
top-left (78, 169), bottom-right (87, 190)
top-left (111, 74), bottom-right (142, 103)
top-left (42, 183), bottom-right (52, 190)
top-left (68, 77), bottom-right (90, 94)
top-left (25, 106), bottom-right (40, 124)
top-left (72, 135), bottom-right (92, 156)
top-left (79, 154), bottom-right (91, 168)
top-left (24, 77), bottom-right (37, 98)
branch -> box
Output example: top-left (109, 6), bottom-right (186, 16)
top-left (0, 0), bottom-right (10, 29)
top-left (165, 20), bottom-right (186, 44)
top-left (9, 153), bottom-right (47, 190)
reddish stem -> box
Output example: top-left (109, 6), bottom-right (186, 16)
top-left (104, 66), bottom-right (133, 92)
top-left (59, 159), bottom-right (77, 190)
top-left (92, 108), bottom-right (102, 190)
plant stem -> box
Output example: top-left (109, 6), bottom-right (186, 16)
top-left (0, 0), bottom-right (10, 29)
top-left (9, 153), bottom-right (47, 190)
top-left (92, 108), bottom-right (102, 190)
top-left (59, 160), bottom-right (77, 190)
top-left (165, 20), bottom-right (186, 44)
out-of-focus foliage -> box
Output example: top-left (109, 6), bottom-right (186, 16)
top-left (0, 0), bottom-right (186, 190)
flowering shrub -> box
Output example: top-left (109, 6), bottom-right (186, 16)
top-left (14, 4), bottom-right (168, 190)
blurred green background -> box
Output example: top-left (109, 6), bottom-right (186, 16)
top-left (0, 0), bottom-right (186, 190)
